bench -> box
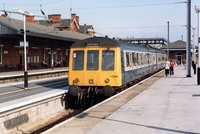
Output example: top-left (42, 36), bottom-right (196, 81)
top-left (30, 63), bottom-right (39, 69)
top-left (6, 64), bottom-right (17, 70)
top-left (41, 61), bottom-right (49, 68)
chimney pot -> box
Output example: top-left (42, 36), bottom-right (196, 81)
top-left (26, 15), bottom-right (35, 22)
top-left (71, 13), bottom-right (76, 19)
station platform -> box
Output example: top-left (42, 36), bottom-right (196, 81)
top-left (0, 67), bottom-right (67, 78)
top-left (44, 65), bottom-right (200, 134)
top-left (0, 67), bottom-right (68, 84)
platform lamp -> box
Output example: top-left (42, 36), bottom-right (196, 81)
top-left (12, 8), bottom-right (34, 89)
top-left (195, 5), bottom-right (200, 85)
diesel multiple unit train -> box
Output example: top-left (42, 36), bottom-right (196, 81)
top-left (68, 37), bottom-right (166, 106)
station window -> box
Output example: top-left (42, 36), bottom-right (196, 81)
top-left (87, 50), bottom-right (99, 70)
top-left (73, 50), bottom-right (84, 70)
top-left (102, 50), bottom-right (114, 70)
top-left (0, 46), bottom-right (2, 64)
top-left (28, 56), bottom-right (39, 63)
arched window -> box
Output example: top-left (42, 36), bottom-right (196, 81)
top-left (175, 52), bottom-right (183, 65)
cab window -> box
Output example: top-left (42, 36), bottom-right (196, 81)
top-left (102, 50), bottom-right (114, 70)
top-left (73, 50), bottom-right (84, 70)
top-left (87, 50), bottom-right (99, 70)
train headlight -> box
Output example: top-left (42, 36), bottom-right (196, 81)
top-left (89, 79), bottom-right (94, 84)
top-left (105, 78), bottom-right (110, 83)
top-left (73, 78), bottom-right (79, 84)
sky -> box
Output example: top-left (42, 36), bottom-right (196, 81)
top-left (0, 0), bottom-right (200, 42)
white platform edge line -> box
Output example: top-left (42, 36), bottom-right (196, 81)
top-left (0, 89), bottom-right (67, 113)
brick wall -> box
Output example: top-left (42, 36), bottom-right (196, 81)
top-left (0, 38), bottom-right (72, 71)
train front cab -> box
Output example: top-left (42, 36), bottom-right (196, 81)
top-left (68, 45), bottom-right (122, 98)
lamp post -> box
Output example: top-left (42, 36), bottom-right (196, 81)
top-left (186, 0), bottom-right (191, 77)
top-left (13, 8), bottom-right (34, 89)
top-left (195, 5), bottom-right (200, 85)
top-left (167, 21), bottom-right (169, 60)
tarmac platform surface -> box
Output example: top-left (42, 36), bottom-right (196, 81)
top-left (44, 65), bottom-right (200, 134)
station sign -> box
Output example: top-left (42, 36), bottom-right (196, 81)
top-left (20, 41), bottom-right (29, 47)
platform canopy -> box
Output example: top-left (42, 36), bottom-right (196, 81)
top-left (120, 37), bottom-right (168, 49)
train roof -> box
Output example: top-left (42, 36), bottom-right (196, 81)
top-left (71, 37), bottom-right (120, 48)
top-left (71, 37), bottom-right (165, 54)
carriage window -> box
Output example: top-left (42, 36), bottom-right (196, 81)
top-left (162, 55), bottom-right (165, 61)
top-left (138, 53), bottom-right (141, 65)
top-left (73, 50), bottom-right (84, 70)
top-left (141, 53), bottom-right (143, 65)
top-left (147, 53), bottom-right (150, 64)
top-left (126, 52), bottom-right (130, 67)
top-left (87, 50), bottom-right (99, 70)
top-left (102, 50), bottom-right (114, 70)
top-left (132, 52), bottom-right (135, 66)
top-left (126, 52), bottom-right (133, 67)
top-left (134, 53), bottom-right (138, 65)
top-left (0, 46), bottom-right (2, 64)
top-left (143, 54), bottom-right (146, 64)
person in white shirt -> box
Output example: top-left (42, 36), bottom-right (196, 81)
top-left (165, 59), bottom-right (170, 76)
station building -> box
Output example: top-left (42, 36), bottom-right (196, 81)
top-left (161, 40), bottom-right (197, 65)
top-left (161, 40), bottom-right (186, 65)
top-left (0, 13), bottom-right (94, 71)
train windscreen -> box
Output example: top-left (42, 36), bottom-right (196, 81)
top-left (73, 50), bottom-right (84, 70)
top-left (87, 50), bottom-right (99, 70)
top-left (102, 50), bottom-right (114, 70)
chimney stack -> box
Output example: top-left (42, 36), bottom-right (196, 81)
top-left (76, 16), bottom-right (79, 25)
top-left (26, 15), bottom-right (35, 22)
top-left (48, 14), bottom-right (61, 24)
top-left (83, 24), bottom-right (87, 34)
top-left (71, 13), bottom-right (79, 26)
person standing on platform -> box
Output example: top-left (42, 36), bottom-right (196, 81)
top-left (192, 61), bottom-right (196, 74)
top-left (170, 60), bottom-right (174, 75)
top-left (165, 59), bottom-right (170, 76)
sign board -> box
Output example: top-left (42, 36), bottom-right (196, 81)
top-left (4, 51), bottom-right (8, 54)
top-left (20, 41), bottom-right (29, 47)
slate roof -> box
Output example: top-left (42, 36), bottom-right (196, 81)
top-left (0, 16), bottom-right (89, 42)
top-left (36, 19), bottom-right (75, 28)
top-left (79, 25), bottom-right (94, 33)
top-left (61, 19), bottom-right (74, 27)
top-left (161, 40), bottom-right (187, 50)
top-left (37, 18), bottom-right (94, 34)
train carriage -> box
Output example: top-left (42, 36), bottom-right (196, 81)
top-left (68, 37), bottom-right (166, 106)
